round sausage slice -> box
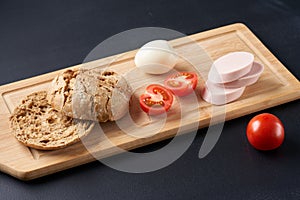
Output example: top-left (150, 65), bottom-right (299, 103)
top-left (201, 81), bottom-right (245, 105)
top-left (208, 52), bottom-right (254, 83)
top-left (214, 62), bottom-right (264, 88)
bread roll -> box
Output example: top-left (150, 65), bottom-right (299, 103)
top-left (48, 68), bottom-right (131, 122)
top-left (10, 91), bottom-right (94, 150)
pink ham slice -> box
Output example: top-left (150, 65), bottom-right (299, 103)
top-left (201, 52), bottom-right (265, 105)
top-left (201, 81), bottom-right (245, 105)
top-left (208, 52), bottom-right (254, 83)
top-left (214, 62), bottom-right (264, 88)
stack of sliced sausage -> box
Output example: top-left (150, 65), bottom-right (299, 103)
top-left (201, 52), bottom-right (264, 105)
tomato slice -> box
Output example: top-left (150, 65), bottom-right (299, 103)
top-left (139, 84), bottom-right (174, 115)
top-left (164, 72), bottom-right (198, 96)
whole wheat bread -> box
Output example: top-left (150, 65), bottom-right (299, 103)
top-left (10, 91), bottom-right (94, 150)
top-left (48, 68), bottom-right (131, 122)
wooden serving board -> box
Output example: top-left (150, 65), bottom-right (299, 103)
top-left (1, 23), bottom-right (300, 180)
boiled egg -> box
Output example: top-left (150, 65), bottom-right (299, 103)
top-left (134, 40), bottom-right (178, 74)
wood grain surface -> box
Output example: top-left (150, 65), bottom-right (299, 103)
top-left (0, 23), bottom-right (299, 180)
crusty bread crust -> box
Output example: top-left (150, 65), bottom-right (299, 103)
top-left (10, 91), bottom-right (94, 150)
top-left (48, 68), bottom-right (131, 122)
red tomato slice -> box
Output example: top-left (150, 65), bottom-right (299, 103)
top-left (246, 113), bottom-right (285, 151)
top-left (139, 84), bottom-right (174, 115)
top-left (164, 72), bottom-right (198, 96)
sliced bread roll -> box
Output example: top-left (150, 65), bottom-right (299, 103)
top-left (48, 68), bottom-right (132, 122)
top-left (10, 91), bottom-right (94, 150)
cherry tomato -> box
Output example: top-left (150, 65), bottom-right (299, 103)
top-left (246, 113), bottom-right (285, 151)
top-left (139, 84), bottom-right (174, 115)
top-left (164, 72), bottom-right (198, 96)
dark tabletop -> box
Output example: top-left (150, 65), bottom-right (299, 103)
top-left (1, 0), bottom-right (300, 199)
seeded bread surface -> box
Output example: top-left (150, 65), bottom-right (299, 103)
top-left (10, 91), bottom-right (94, 150)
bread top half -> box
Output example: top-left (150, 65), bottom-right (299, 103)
top-left (48, 68), bottom-right (132, 122)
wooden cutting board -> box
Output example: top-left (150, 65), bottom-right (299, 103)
top-left (1, 23), bottom-right (300, 181)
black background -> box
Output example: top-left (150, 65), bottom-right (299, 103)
top-left (1, 0), bottom-right (300, 199)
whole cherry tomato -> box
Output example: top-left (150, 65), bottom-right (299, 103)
top-left (247, 113), bottom-right (284, 151)
top-left (164, 72), bottom-right (198, 96)
top-left (139, 84), bottom-right (173, 115)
